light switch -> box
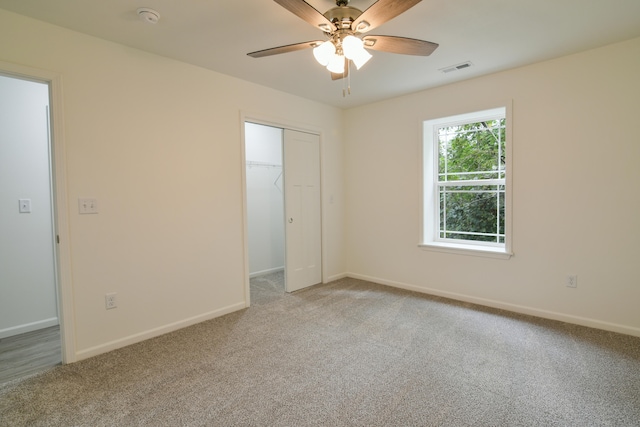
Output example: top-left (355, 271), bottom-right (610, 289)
top-left (78, 198), bottom-right (98, 214)
top-left (19, 199), bottom-right (31, 213)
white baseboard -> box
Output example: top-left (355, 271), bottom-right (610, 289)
top-left (0, 317), bottom-right (59, 339)
top-left (324, 272), bottom-right (348, 283)
top-left (347, 272), bottom-right (640, 338)
top-left (74, 302), bottom-right (246, 362)
top-left (249, 267), bottom-right (284, 278)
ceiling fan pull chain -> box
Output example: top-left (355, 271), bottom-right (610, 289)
top-left (342, 65), bottom-right (347, 97)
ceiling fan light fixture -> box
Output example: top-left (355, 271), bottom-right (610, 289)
top-left (351, 49), bottom-right (372, 69)
top-left (342, 35), bottom-right (372, 69)
top-left (313, 41), bottom-right (336, 66)
top-left (326, 53), bottom-right (346, 74)
top-left (248, 0), bottom-right (439, 90)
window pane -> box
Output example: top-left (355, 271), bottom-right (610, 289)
top-left (438, 119), bottom-right (506, 183)
top-left (439, 185), bottom-right (504, 243)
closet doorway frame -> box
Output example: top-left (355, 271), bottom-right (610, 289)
top-left (239, 112), bottom-right (325, 306)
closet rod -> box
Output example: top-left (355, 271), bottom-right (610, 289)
top-left (246, 161), bottom-right (282, 168)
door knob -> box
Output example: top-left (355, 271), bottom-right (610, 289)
top-left (288, 218), bottom-right (294, 223)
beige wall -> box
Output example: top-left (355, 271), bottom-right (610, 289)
top-left (0, 9), bottom-right (345, 359)
top-left (344, 37), bottom-right (640, 336)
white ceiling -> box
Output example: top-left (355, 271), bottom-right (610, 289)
top-left (2, 0), bottom-right (640, 108)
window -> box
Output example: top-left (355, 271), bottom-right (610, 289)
top-left (421, 107), bottom-right (512, 258)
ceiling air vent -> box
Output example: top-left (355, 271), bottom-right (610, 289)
top-left (440, 61), bottom-right (473, 74)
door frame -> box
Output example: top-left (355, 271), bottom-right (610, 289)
top-left (0, 61), bottom-right (75, 363)
top-left (240, 112), bottom-right (324, 306)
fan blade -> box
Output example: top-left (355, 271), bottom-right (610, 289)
top-left (362, 35), bottom-right (438, 56)
top-left (331, 58), bottom-right (349, 80)
top-left (352, 0), bottom-right (422, 33)
top-left (247, 41), bottom-right (323, 58)
top-left (274, 0), bottom-right (335, 31)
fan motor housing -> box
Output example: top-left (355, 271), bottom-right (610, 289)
top-left (324, 6), bottom-right (362, 29)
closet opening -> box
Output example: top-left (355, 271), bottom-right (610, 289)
top-left (243, 120), bottom-right (323, 304)
top-left (244, 122), bottom-right (286, 301)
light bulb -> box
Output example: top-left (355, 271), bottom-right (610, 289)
top-left (313, 41), bottom-right (336, 66)
top-left (326, 54), bottom-right (345, 74)
top-left (342, 35), bottom-right (363, 60)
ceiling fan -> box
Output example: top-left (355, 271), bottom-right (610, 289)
top-left (247, 0), bottom-right (439, 81)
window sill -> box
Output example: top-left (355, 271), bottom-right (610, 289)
top-left (419, 242), bottom-right (513, 260)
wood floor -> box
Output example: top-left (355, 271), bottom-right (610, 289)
top-left (0, 326), bottom-right (61, 385)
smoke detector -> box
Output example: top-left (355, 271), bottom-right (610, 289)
top-left (137, 7), bottom-right (160, 24)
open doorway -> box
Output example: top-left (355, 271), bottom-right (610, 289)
top-left (0, 73), bottom-right (62, 383)
top-left (244, 122), bottom-right (286, 303)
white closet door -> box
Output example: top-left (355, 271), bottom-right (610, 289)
top-left (284, 129), bottom-right (322, 292)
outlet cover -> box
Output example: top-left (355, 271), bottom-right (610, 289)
top-left (105, 293), bottom-right (117, 309)
top-left (79, 198), bottom-right (98, 214)
top-left (19, 199), bottom-right (32, 213)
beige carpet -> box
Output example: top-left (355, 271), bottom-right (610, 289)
top-left (1, 274), bottom-right (639, 426)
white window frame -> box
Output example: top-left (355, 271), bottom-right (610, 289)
top-left (420, 105), bottom-right (513, 259)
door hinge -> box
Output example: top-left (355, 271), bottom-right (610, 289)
top-left (56, 235), bottom-right (60, 244)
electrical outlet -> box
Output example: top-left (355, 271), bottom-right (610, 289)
top-left (105, 293), bottom-right (117, 309)
top-left (565, 275), bottom-right (578, 288)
